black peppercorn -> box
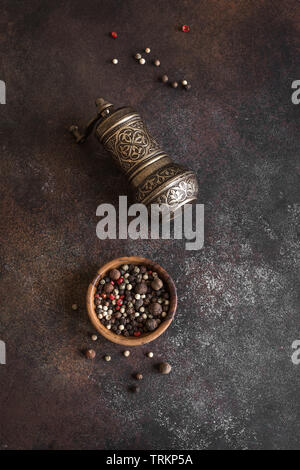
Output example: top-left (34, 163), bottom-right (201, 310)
top-left (149, 302), bottom-right (162, 316)
top-left (135, 282), bottom-right (148, 294)
top-left (146, 318), bottom-right (157, 331)
top-left (104, 283), bottom-right (114, 294)
top-left (109, 269), bottom-right (121, 280)
top-left (135, 299), bottom-right (144, 309)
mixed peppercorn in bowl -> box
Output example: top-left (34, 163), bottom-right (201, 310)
top-left (87, 257), bottom-right (177, 346)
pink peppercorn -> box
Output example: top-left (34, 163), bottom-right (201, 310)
top-left (181, 24), bottom-right (190, 32)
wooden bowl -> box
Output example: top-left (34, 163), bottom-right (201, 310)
top-left (86, 256), bottom-right (177, 346)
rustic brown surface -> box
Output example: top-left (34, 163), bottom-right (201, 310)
top-left (0, 0), bottom-right (299, 450)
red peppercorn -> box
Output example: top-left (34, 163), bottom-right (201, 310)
top-left (148, 270), bottom-right (152, 274)
top-left (134, 331), bottom-right (141, 337)
top-left (110, 280), bottom-right (115, 285)
top-left (120, 295), bottom-right (125, 299)
top-left (181, 24), bottom-right (190, 32)
top-left (116, 306), bottom-right (120, 310)
top-left (109, 294), bottom-right (115, 300)
top-left (95, 294), bottom-right (100, 298)
top-left (117, 277), bottom-right (124, 284)
top-left (101, 293), bottom-right (106, 298)
top-left (116, 299), bottom-right (123, 306)
top-left (111, 31), bottom-right (118, 38)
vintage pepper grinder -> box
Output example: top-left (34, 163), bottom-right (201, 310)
top-left (70, 98), bottom-right (198, 213)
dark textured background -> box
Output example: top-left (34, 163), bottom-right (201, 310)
top-left (0, 0), bottom-right (299, 450)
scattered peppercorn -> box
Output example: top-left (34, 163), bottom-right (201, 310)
top-left (104, 355), bottom-right (111, 362)
top-left (139, 58), bottom-right (146, 65)
top-left (154, 59), bottom-right (160, 67)
top-left (171, 81), bottom-right (178, 89)
top-left (91, 334), bottom-right (98, 341)
top-left (145, 47), bottom-right (151, 53)
top-left (147, 352), bottom-right (154, 358)
top-left (159, 362), bottom-right (172, 374)
top-left (123, 350), bottom-right (130, 357)
top-left (181, 24), bottom-right (190, 33)
top-left (72, 304), bottom-right (78, 310)
top-left (135, 53), bottom-right (142, 60)
top-left (181, 79), bottom-right (188, 86)
top-left (111, 31), bottom-right (118, 38)
top-left (85, 349), bottom-right (96, 359)
top-left (112, 58), bottom-right (118, 64)
top-left (184, 83), bottom-right (192, 90)
top-left (162, 74), bottom-right (168, 83)
top-left (135, 373), bottom-right (143, 380)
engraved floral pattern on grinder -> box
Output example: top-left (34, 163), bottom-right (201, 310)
top-left (104, 119), bottom-right (160, 172)
top-left (155, 175), bottom-right (198, 208)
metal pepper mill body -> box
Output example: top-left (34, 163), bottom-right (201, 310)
top-left (70, 98), bottom-right (198, 212)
